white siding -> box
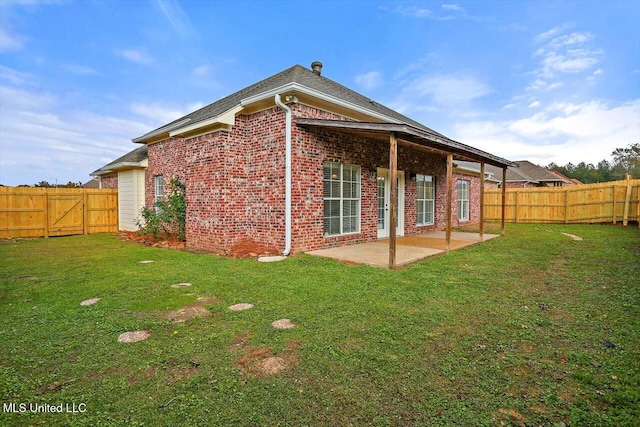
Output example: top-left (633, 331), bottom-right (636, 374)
top-left (118, 169), bottom-right (146, 231)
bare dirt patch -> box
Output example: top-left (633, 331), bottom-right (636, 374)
top-left (230, 332), bottom-right (299, 377)
top-left (166, 296), bottom-right (219, 323)
top-left (167, 306), bottom-right (212, 323)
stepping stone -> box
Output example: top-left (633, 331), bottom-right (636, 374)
top-left (258, 256), bottom-right (287, 263)
top-left (139, 260), bottom-right (154, 264)
top-left (171, 282), bottom-right (192, 288)
top-left (80, 298), bottom-right (101, 306)
top-left (228, 303), bottom-right (254, 312)
top-left (117, 330), bottom-right (150, 343)
top-left (271, 319), bottom-right (295, 329)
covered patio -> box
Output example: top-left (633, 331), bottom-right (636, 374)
top-left (306, 231), bottom-right (500, 268)
top-left (296, 118), bottom-right (515, 268)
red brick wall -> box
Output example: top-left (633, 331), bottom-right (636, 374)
top-left (99, 174), bottom-right (118, 189)
top-left (145, 102), bottom-right (483, 254)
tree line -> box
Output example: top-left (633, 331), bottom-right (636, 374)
top-left (548, 143), bottom-right (639, 184)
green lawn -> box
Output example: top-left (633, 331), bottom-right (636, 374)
top-left (1, 224), bottom-right (639, 426)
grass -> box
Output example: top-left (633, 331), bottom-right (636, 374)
top-left (0, 223), bottom-right (639, 426)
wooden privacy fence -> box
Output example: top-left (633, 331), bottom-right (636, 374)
top-left (0, 187), bottom-right (118, 238)
top-left (484, 177), bottom-right (640, 225)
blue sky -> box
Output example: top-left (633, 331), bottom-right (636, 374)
top-left (1, 0), bottom-right (639, 186)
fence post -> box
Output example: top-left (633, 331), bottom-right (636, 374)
top-left (83, 189), bottom-right (89, 235)
top-left (564, 189), bottom-right (569, 224)
top-left (612, 184), bottom-right (617, 224)
top-left (43, 188), bottom-right (49, 238)
top-left (623, 174), bottom-right (632, 226)
top-left (514, 191), bottom-right (519, 224)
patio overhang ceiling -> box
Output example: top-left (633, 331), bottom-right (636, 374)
top-left (295, 118), bottom-right (516, 169)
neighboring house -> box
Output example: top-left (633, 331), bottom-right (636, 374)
top-left (91, 145), bottom-right (148, 231)
top-left (547, 169), bottom-right (582, 186)
top-left (82, 177), bottom-right (101, 189)
top-left (132, 62), bottom-right (514, 255)
top-left (485, 160), bottom-right (566, 188)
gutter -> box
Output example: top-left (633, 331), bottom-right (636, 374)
top-left (274, 94), bottom-right (292, 256)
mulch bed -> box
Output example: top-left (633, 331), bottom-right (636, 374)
top-left (118, 231), bottom-right (185, 249)
top-left (118, 232), bottom-right (278, 259)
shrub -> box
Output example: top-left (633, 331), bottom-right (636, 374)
top-left (136, 177), bottom-right (186, 241)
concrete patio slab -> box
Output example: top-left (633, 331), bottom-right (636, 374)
top-left (306, 232), bottom-right (499, 268)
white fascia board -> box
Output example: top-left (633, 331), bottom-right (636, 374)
top-left (132, 118), bottom-right (192, 143)
top-left (169, 105), bottom-right (244, 137)
top-left (240, 83), bottom-right (403, 124)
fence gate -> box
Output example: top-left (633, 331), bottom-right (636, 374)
top-left (47, 190), bottom-right (85, 236)
top-left (0, 187), bottom-right (118, 239)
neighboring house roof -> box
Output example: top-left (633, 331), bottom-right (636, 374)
top-left (91, 145), bottom-right (148, 176)
top-left (453, 160), bottom-right (500, 182)
top-left (484, 160), bottom-right (566, 185)
top-left (131, 62), bottom-right (514, 168)
top-left (547, 169), bottom-right (582, 185)
top-left (82, 177), bottom-right (101, 188)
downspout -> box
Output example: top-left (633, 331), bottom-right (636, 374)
top-left (274, 94), bottom-right (292, 256)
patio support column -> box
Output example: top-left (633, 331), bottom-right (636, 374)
top-left (480, 162), bottom-right (485, 242)
top-left (501, 167), bottom-right (507, 236)
top-left (445, 153), bottom-right (453, 251)
top-left (389, 132), bottom-right (398, 269)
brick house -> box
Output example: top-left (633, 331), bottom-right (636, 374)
top-left (131, 62), bottom-right (514, 258)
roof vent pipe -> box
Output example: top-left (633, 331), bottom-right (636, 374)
top-left (311, 61), bottom-right (322, 75)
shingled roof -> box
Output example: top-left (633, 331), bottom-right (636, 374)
top-left (91, 145), bottom-right (148, 176)
top-left (133, 63), bottom-right (445, 143)
top-left (484, 160), bottom-right (565, 184)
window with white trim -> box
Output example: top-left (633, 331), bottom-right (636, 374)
top-left (457, 179), bottom-right (470, 221)
top-left (416, 174), bottom-right (435, 225)
top-left (323, 162), bottom-right (361, 236)
top-left (154, 175), bottom-right (164, 212)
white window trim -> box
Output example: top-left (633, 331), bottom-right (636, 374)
top-left (457, 179), bottom-right (470, 222)
top-left (154, 175), bottom-right (164, 213)
top-left (416, 174), bottom-right (435, 226)
top-left (323, 162), bottom-right (361, 236)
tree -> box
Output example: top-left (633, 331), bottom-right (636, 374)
top-left (611, 143), bottom-right (640, 179)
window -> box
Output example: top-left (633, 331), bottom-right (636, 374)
top-left (457, 180), bottom-right (470, 221)
top-left (323, 162), bottom-right (361, 235)
top-left (416, 174), bottom-right (435, 225)
top-left (154, 175), bottom-right (164, 212)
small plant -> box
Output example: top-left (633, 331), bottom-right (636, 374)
top-left (136, 177), bottom-right (186, 241)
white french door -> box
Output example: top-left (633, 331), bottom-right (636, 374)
top-left (377, 168), bottom-right (405, 239)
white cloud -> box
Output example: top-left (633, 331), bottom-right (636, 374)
top-left (409, 73), bottom-right (491, 104)
top-left (116, 48), bottom-right (154, 65)
top-left (0, 82), bottom-right (153, 185)
top-left (193, 64), bottom-right (210, 77)
top-left (355, 71), bottom-right (383, 91)
top-left (0, 65), bottom-right (36, 85)
top-left (60, 64), bottom-right (99, 76)
top-left (453, 99), bottom-right (640, 165)
top-left (151, 0), bottom-right (195, 39)
top-left (0, 27), bottom-right (25, 52)
top-left (531, 28), bottom-right (601, 83)
top-left (130, 101), bottom-right (205, 126)
top-left (442, 4), bottom-right (463, 12)
top-left (528, 100), bottom-right (540, 108)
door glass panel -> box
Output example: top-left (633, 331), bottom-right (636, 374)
top-left (377, 176), bottom-right (385, 230)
